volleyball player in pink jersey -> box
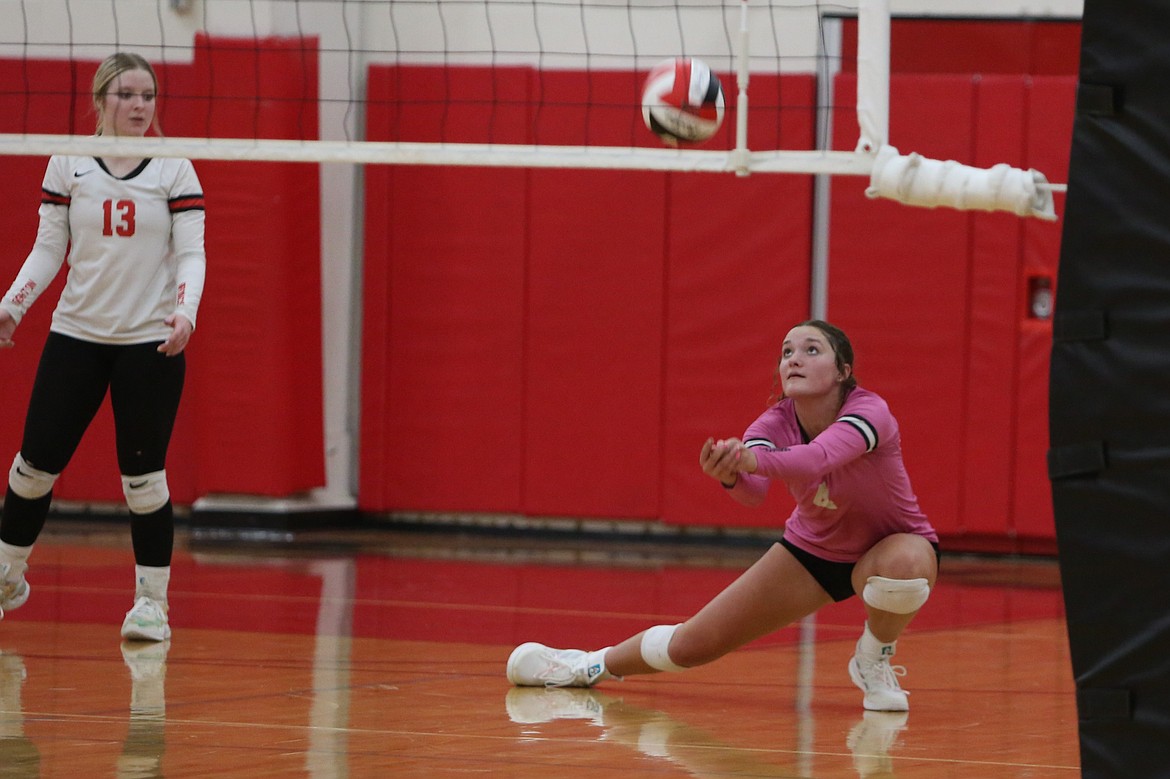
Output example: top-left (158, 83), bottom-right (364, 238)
top-left (508, 320), bottom-right (939, 711)
top-left (0, 53), bottom-right (206, 643)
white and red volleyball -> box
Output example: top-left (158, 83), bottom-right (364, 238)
top-left (641, 57), bottom-right (725, 147)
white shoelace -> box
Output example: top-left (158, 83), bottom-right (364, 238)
top-left (538, 649), bottom-right (586, 687)
top-left (859, 657), bottom-right (906, 691)
top-left (128, 597), bottom-right (166, 623)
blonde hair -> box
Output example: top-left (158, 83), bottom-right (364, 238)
top-left (92, 52), bottom-right (161, 135)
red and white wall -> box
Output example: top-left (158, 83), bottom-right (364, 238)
top-left (0, 18), bottom-right (1080, 553)
top-left (0, 36), bottom-right (325, 504)
top-left (359, 20), bottom-right (1079, 553)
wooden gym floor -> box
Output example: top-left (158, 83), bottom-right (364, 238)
top-left (0, 519), bottom-right (1077, 777)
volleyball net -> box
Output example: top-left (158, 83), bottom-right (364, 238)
top-left (0, 0), bottom-right (1059, 217)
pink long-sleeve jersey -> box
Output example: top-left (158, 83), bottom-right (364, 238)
top-left (726, 386), bottom-right (937, 562)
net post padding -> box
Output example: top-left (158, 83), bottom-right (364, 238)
top-left (852, 0), bottom-right (1059, 220)
top-left (865, 145), bottom-right (1058, 220)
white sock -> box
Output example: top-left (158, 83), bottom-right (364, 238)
top-left (0, 541), bottom-right (32, 579)
top-left (135, 565), bottom-right (171, 604)
top-left (857, 622), bottom-right (896, 659)
top-left (585, 647), bottom-right (616, 684)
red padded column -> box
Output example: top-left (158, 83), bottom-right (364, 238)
top-left (186, 35), bottom-right (325, 496)
top-left (1011, 76), bottom-right (1075, 542)
top-left (830, 73), bottom-right (978, 537)
top-left (959, 76), bottom-right (1031, 538)
top-left (522, 169), bottom-right (666, 518)
top-left (659, 74), bottom-right (815, 529)
top-left (360, 66), bottom-right (531, 512)
top-left (660, 177), bottom-right (812, 526)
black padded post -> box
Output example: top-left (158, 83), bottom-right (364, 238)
top-left (1051, 1), bottom-right (1170, 776)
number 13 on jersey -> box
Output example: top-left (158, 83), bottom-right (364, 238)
top-left (103, 199), bottom-right (136, 237)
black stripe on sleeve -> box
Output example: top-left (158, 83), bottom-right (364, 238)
top-left (837, 414), bottom-right (878, 452)
top-left (41, 188), bottom-right (70, 206)
top-left (169, 194), bottom-right (206, 213)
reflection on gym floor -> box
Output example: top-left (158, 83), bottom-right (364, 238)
top-left (0, 521), bottom-right (1077, 777)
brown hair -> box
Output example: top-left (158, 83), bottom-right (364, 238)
top-left (767, 319), bottom-right (858, 405)
top-left (92, 52), bottom-right (161, 135)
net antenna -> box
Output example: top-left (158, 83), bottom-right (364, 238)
top-left (0, 0), bottom-right (1058, 219)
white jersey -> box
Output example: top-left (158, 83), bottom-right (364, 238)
top-left (0, 155), bottom-right (206, 345)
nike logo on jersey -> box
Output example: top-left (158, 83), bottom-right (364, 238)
top-left (73, 170), bottom-right (93, 177)
top-left (128, 480), bottom-right (149, 489)
top-left (15, 467), bottom-right (30, 477)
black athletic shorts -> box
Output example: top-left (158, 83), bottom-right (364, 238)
top-left (780, 535), bottom-right (942, 603)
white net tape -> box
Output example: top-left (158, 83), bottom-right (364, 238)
top-left (0, 0), bottom-right (872, 173)
top-left (0, 0), bottom-right (1065, 211)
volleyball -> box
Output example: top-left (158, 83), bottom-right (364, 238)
top-left (641, 57), bottom-right (725, 147)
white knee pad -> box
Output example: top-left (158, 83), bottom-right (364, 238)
top-left (863, 575), bottom-right (931, 615)
top-left (640, 623), bottom-right (686, 673)
top-left (121, 470), bottom-right (170, 514)
top-left (8, 453), bottom-right (58, 499)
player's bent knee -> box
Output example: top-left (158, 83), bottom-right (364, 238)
top-left (9, 453), bottom-right (58, 499)
top-left (640, 623), bottom-right (687, 672)
top-left (121, 470), bottom-right (170, 514)
top-left (863, 575), bottom-right (931, 615)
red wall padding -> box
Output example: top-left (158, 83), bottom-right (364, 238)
top-left (828, 76), bottom-right (976, 539)
top-left (0, 24), bottom-right (1076, 550)
top-left (184, 37), bottom-right (325, 495)
top-left (843, 18), bottom-right (1082, 76)
top-left (0, 36), bottom-right (324, 503)
top-left (362, 165), bottom-right (529, 512)
top-left (659, 170), bottom-right (814, 527)
top-left (829, 72), bottom-right (1073, 548)
top-left (360, 59), bottom-right (1074, 548)
top-left (361, 65), bottom-right (814, 520)
top-left (1012, 78), bottom-right (1076, 541)
top-left (522, 168), bottom-right (667, 518)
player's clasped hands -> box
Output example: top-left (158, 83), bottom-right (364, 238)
top-left (700, 437), bottom-right (758, 486)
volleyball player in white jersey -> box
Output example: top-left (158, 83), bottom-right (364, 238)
top-left (0, 52), bottom-right (206, 642)
top-left (508, 321), bottom-right (940, 712)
